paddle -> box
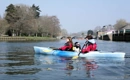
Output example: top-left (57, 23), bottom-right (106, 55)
top-left (49, 47), bottom-right (59, 50)
top-left (72, 41), bottom-right (88, 59)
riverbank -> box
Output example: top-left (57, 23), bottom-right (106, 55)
top-left (98, 29), bottom-right (130, 42)
top-left (0, 37), bottom-right (58, 41)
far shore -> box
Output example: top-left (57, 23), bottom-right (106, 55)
top-left (0, 36), bottom-right (59, 41)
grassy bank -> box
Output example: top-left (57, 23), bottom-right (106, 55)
top-left (0, 37), bottom-right (59, 41)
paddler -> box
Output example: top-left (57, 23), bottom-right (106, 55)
top-left (81, 35), bottom-right (97, 53)
top-left (73, 42), bottom-right (81, 53)
top-left (59, 37), bottom-right (73, 51)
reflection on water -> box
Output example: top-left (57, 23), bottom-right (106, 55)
top-left (82, 58), bottom-right (98, 78)
top-left (35, 54), bottom-right (126, 79)
top-left (0, 51), bottom-right (41, 75)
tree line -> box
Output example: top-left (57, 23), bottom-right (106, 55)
top-left (0, 4), bottom-right (68, 37)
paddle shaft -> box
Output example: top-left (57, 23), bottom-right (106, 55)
top-left (49, 47), bottom-right (59, 50)
top-left (78, 41), bottom-right (88, 56)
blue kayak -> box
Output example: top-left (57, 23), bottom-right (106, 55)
top-left (33, 46), bottom-right (125, 58)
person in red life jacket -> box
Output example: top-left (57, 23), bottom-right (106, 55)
top-left (59, 37), bottom-right (73, 51)
top-left (81, 35), bottom-right (97, 53)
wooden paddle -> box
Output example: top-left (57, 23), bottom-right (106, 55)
top-left (72, 41), bottom-right (87, 59)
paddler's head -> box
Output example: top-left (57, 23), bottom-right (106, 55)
top-left (66, 37), bottom-right (72, 42)
top-left (74, 42), bottom-right (80, 47)
top-left (85, 35), bottom-right (93, 41)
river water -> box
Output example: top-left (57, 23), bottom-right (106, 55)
top-left (0, 39), bottom-right (130, 80)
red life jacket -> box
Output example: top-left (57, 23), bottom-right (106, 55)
top-left (92, 43), bottom-right (97, 51)
top-left (59, 42), bottom-right (73, 51)
top-left (81, 40), bottom-right (97, 53)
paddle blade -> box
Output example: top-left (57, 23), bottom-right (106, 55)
top-left (44, 49), bottom-right (53, 53)
top-left (72, 56), bottom-right (79, 59)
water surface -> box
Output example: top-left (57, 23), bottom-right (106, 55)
top-left (0, 40), bottom-right (130, 80)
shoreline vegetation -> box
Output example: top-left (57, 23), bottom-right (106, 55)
top-left (0, 37), bottom-right (58, 41)
top-left (0, 4), bottom-right (68, 40)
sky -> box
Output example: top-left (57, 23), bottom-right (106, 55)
top-left (0, 0), bottom-right (130, 33)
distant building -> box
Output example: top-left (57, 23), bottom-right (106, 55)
top-left (105, 30), bottom-right (115, 35)
top-left (122, 24), bottom-right (130, 29)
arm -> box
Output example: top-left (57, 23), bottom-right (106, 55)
top-left (81, 45), bottom-right (92, 53)
top-left (59, 42), bottom-right (70, 50)
top-left (59, 46), bottom-right (68, 50)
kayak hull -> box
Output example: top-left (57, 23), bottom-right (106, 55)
top-left (34, 46), bottom-right (125, 58)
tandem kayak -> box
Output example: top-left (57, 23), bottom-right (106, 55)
top-left (33, 46), bottom-right (125, 58)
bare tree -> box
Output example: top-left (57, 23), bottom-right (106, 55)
top-left (114, 19), bottom-right (128, 30)
top-left (50, 16), bottom-right (61, 37)
top-left (0, 19), bottom-right (9, 36)
top-left (37, 15), bottom-right (61, 37)
top-left (61, 29), bottom-right (68, 36)
top-left (14, 4), bottom-right (36, 36)
top-left (39, 15), bottom-right (52, 37)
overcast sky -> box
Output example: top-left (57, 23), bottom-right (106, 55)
top-left (1, 0), bottom-right (130, 33)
